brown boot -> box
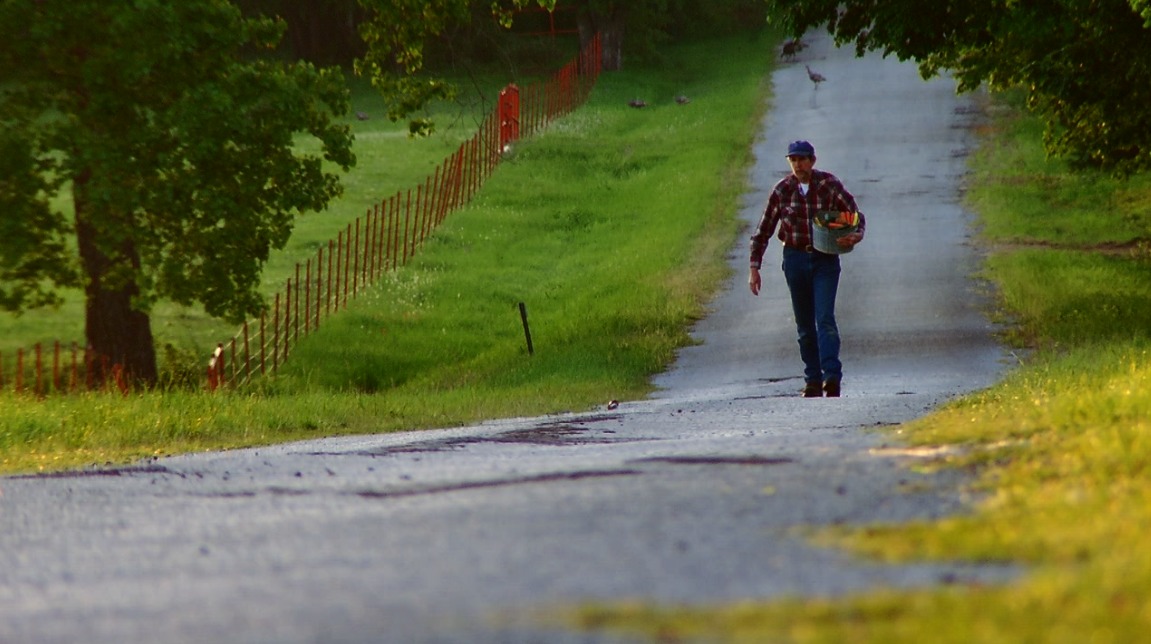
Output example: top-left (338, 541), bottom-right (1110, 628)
top-left (823, 379), bottom-right (841, 398)
top-left (803, 381), bottom-right (823, 398)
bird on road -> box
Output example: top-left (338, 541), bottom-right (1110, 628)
top-left (781, 38), bottom-right (807, 61)
top-left (805, 65), bottom-right (826, 88)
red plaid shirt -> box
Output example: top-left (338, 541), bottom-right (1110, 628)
top-left (749, 168), bottom-right (864, 268)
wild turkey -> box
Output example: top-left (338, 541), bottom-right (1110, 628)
top-left (674, 95), bottom-right (691, 105)
top-left (355, 111), bottom-right (370, 121)
top-left (805, 65), bottom-right (826, 88)
top-left (627, 98), bottom-right (647, 108)
top-left (780, 38), bottom-right (807, 61)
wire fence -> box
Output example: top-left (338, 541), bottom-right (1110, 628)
top-left (0, 343), bottom-right (131, 397)
top-left (1, 34), bottom-right (602, 397)
top-left (206, 33), bottom-right (603, 390)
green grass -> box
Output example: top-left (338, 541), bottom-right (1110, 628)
top-left (563, 94), bottom-right (1151, 642)
top-left (969, 95), bottom-right (1151, 249)
top-left (274, 46), bottom-right (764, 405)
top-left (0, 74), bottom-right (506, 361)
top-left (0, 31), bottom-right (778, 473)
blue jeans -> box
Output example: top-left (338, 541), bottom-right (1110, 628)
top-left (782, 247), bottom-right (842, 384)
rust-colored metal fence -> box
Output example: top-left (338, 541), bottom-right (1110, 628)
top-left (0, 34), bottom-right (602, 397)
top-left (0, 343), bottom-right (130, 397)
top-left (205, 33), bottom-right (602, 390)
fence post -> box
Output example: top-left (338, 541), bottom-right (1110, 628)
top-left (367, 206), bottom-right (376, 283)
top-left (207, 343), bottom-right (224, 391)
top-left (283, 278), bottom-right (292, 361)
top-left (243, 321), bottom-right (251, 384)
top-left (294, 264), bottom-right (301, 344)
top-left (343, 222), bottom-right (352, 308)
top-left (314, 250), bottom-right (323, 330)
top-left (70, 342), bottom-right (78, 392)
top-left (326, 239), bottom-right (334, 317)
top-left (425, 170), bottom-right (438, 239)
top-left (352, 218), bottom-right (360, 298)
top-left (52, 341), bottom-right (61, 393)
top-left (403, 189), bottom-right (412, 264)
top-left (229, 340), bottom-right (237, 385)
top-left (419, 179), bottom-right (431, 244)
top-left (375, 201), bottom-right (386, 279)
top-left (448, 148), bottom-right (467, 220)
top-left (272, 292), bottom-right (280, 372)
top-left (334, 230), bottom-right (343, 312)
top-left (35, 343), bottom-right (43, 397)
top-left (304, 260), bottom-right (312, 335)
top-left (260, 311), bottom-right (267, 375)
top-left (499, 84), bottom-right (520, 153)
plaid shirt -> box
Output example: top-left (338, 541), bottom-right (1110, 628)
top-left (749, 168), bottom-right (864, 268)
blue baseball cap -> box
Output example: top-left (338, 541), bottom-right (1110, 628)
top-left (786, 140), bottom-right (815, 157)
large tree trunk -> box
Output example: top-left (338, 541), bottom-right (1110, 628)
top-left (74, 175), bottom-right (158, 389)
top-left (578, 7), bottom-right (625, 71)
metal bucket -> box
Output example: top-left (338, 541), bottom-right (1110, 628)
top-left (811, 211), bottom-right (858, 254)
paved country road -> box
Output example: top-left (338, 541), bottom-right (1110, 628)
top-left (1, 34), bottom-right (1014, 644)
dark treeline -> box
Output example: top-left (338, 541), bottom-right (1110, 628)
top-left (233, 0), bottom-right (766, 69)
top-left (234, 0), bottom-right (367, 65)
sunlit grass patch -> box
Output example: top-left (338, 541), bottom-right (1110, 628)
top-left (986, 249), bottom-right (1151, 348)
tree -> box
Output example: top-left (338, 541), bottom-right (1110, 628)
top-left (571, 1), bottom-right (633, 71)
top-left (0, 0), bottom-right (355, 387)
top-left (764, 0), bottom-right (1151, 175)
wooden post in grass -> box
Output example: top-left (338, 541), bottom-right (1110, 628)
top-left (53, 341), bottom-right (61, 393)
top-left (243, 321), bottom-right (251, 383)
top-left (207, 343), bottom-right (224, 391)
top-left (304, 260), bottom-right (311, 335)
top-left (343, 222), bottom-right (351, 308)
top-left (294, 265), bottom-right (301, 344)
top-left (35, 343), bottom-right (42, 397)
top-left (70, 342), bottom-right (78, 392)
top-left (272, 292), bottom-right (280, 372)
top-left (352, 218), bottom-right (359, 298)
top-left (519, 302), bottom-right (534, 356)
top-left (326, 240), bottom-right (334, 317)
top-left (334, 230), bottom-right (343, 312)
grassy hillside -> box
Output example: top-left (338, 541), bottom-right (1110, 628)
top-left (0, 32), bottom-right (779, 474)
top-left (0, 75), bottom-right (492, 361)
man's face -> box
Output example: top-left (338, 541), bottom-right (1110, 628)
top-left (787, 155), bottom-right (814, 182)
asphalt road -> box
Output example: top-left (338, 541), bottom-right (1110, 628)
top-left (0, 34), bottom-right (1013, 644)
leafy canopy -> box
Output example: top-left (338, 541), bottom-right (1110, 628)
top-left (0, 0), bottom-right (355, 322)
top-left (355, 0), bottom-right (558, 135)
top-left (766, 0), bottom-right (1151, 175)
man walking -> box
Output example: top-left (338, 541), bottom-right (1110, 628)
top-left (748, 140), bottom-right (865, 397)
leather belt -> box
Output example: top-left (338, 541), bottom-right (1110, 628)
top-left (784, 242), bottom-right (816, 253)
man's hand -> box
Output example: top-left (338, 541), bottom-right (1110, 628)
top-left (836, 232), bottom-right (862, 249)
top-left (749, 267), bottom-right (761, 296)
